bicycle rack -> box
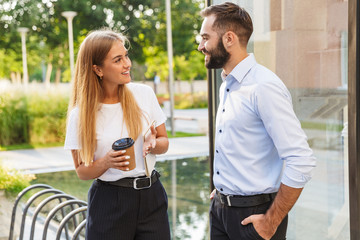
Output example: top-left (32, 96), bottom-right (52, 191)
top-left (9, 184), bottom-right (53, 240)
top-left (42, 199), bottom-right (88, 240)
top-left (71, 219), bottom-right (86, 240)
top-left (8, 184), bottom-right (88, 240)
top-left (19, 188), bottom-right (64, 240)
top-left (29, 193), bottom-right (77, 240)
top-left (55, 206), bottom-right (88, 240)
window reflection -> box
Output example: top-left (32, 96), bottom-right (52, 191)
top-left (212, 0), bottom-right (349, 239)
top-left (157, 157), bottom-right (210, 240)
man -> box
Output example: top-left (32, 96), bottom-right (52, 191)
top-left (197, 2), bottom-right (316, 240)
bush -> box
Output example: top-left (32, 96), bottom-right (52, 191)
top-left (0, 164), bottom-right (35, 195)
top-left (158, 92), bottom-right (208, 109)
top-left (0, 91), bottom-right (29, 145)
top-left (27, 93), bottom-right (68, 144)
top-left (174, 92), bottom-right (208, 109)
top-left (0, 88), bottom-right (205, 147)
top-left (0, 90), bottom-right (69, 147)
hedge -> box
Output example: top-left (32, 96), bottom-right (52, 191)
top-left (0, 90), bottom-right (69, 146)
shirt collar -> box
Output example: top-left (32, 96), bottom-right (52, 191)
top-left (221, 53), bottom-right (257, 83)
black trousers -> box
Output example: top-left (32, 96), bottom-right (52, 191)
top-left (86, 178), bottom-right (170, 240)
top-left (210, 192), bottom-right (288, 240)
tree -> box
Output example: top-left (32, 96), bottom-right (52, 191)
top-left (0, 0), bottom-right (162, 82)
top-left (0, 0), bottom-right (206, 84)
top-left (144, 47), bottom-right (169, 84)
top-left (143, 0), bottom-right (206, 86)
top-left (174, 50), bottom-right (207, 95)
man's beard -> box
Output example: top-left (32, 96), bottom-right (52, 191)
top-left (204, 38), bottom-right (230, 69)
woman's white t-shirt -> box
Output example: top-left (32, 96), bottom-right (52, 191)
top-left (64, 83), bottom-right (167, 181)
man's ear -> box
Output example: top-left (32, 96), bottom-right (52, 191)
top-left (222, 31), bottom-right (237, 48)
top-left (92, 65), bottom-right (103, 78)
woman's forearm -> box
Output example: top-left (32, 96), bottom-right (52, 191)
top-left (150, 136), bottom-right (169, 155)
top-left (71, 150), bottom-right (108, 180)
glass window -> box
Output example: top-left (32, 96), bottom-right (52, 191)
top-left (212, 0), bottom-right (349, 239)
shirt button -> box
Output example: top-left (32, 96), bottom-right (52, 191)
top-left (220, 188), bottom-right (223, 191)
top-left (217, 171), bottom-right (220, 175)
top-left (219, 129), bottom-right (222, 133)
top-left (227, 89), bottom-right (229, 92)
top-left (216, 150), bottom-right (219, 153)
top-left (222, 109), bottom-right (225, 112)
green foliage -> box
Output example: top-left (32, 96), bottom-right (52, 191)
top-left (0, 90), bottom-right (69, 147)
top-left (160, 92), bottom-right (208, 109)
top-left (0, 87), bottom-right (206, 148)
top-left (0, 165), bottom-right (35, 195)
top-left (175, 92), bottom-right (208, 109)
top-left (166, 131), bottom-right (205, 138)
top-left (143, 0), bottom-right (206, 82)
top-left (0, 49), bottom-right (22, 78)
top-left (0, 91), bottom-right (29, 145)
top-left (301, 121), bottom-right (343, 132)
top-left (61, 68), bottom-right (71, 83)
top-left (173, 51), bottom-right (207, 83)
top-left (144, 47), bottom-right (169, 81)
top-left (0, 142), bottom-right (65, 151)
top-left (0, 0), bottom-right (206, 83)
top-left (27, 92), bottom-right (68, 144)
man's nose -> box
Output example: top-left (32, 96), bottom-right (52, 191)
top-left (198, 42), bottom-right (204, 52)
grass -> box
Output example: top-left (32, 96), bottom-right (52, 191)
top-left (300, 121), bottom-right (343, 132)
top-left (166, 131), bottom-right (205, 138)
top-left (1, 120), bottom-right (340, 151)
top-left (0, 142), bottom-right (64, 151)
top-left (0, 131), bottom-right (204, 151)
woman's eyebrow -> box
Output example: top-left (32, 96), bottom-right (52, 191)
top-left (112, 51), bottom-right (128, 60)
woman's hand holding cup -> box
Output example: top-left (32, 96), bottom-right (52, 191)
top-left (103, 149), bottom-right (131, 171)
top-left (111, 138), bottom-right (136, 171)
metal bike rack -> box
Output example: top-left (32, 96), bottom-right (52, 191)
top-left (42, 199), bottom-right (88, 240)
top-left (9, 184), bottom-right (53, 240)
top-left (55, 206), bottom-right (88, 240)
top-left (8, 184), bottom-right (88, 240)
top-left (29, 193), bottom-right (76, 240)
top-left (71, 219), bottom-right (86, 240)
top-left (19, 188), bottom-right (64, 240)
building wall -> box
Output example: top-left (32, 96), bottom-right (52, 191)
top-left (267, 0), bottom-right (348, 89)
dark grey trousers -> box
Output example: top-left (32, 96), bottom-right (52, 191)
top-left (86, 179), bottom-right (170, 240)
top-left (210, 193), bottom-right (288, 240)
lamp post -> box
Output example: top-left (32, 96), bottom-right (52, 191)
top-left (61, 11), bottom-right (77, 81)
top-left (17, 27), bottom-right (29, 87)
top-left (165, 0), bottom-right (175, 136)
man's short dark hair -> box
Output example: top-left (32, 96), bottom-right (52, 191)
top-left (200, 2), bottom-right (253, 46)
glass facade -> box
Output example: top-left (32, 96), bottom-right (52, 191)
top-left (211, 0), bottom-right (349, 239)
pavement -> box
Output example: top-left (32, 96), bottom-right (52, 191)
top-left (0, 109), bottom-right (210, 174)
top-left (0, 136), bottom-right (209, 174)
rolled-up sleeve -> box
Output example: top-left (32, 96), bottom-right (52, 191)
top-left (256, 80), bottom-right (316, 188)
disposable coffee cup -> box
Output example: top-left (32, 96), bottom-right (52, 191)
top-left (112, 138), bottom-right (136, 170)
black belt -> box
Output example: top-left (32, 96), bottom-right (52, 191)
top-left (217, 190), bottom-right (277, 207)
top-left (97, 170), bottom-right (160, 190)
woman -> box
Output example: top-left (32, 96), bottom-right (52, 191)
top-left (64, 29), bottom-right (171, 240)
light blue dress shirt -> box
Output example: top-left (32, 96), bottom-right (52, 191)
top-left (213, 53), bottom-right (316, 196)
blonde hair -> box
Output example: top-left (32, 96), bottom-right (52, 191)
top-left (68, 29), bottom-right (143, 166)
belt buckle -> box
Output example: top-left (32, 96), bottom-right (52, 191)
top-left (226, 195), bottom-right (232, 207)
top-left (219, 193), bottom-right (232, 207)
top-left (133, 177), bottom-right (152, 190)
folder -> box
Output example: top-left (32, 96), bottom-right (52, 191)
top-left (143, 120), bottom-right (156, 177)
